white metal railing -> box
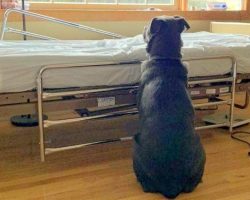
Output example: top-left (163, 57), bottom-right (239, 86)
top-left (0, 9), bottom-right (124, 40)
top-left (36, 55), bottom-right (237, 162)
top-left (37, 61), bottom-right (140, 161)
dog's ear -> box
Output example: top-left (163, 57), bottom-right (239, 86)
top-left (149, 18), bottom-right (164, 34)
top-left (174, 16), bottom-right (190, 33)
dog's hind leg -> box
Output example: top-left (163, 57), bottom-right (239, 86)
top-left (182, 161), bottom-right (205, 193)
top-left (133, 158), bottom-right (158, 193)
top-left (136, 173), bottom-right (158, 193)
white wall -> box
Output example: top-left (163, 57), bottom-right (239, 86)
top-left (1, 20), bottom-right (212, 40)
top-left (1, 14), bottom-right (248, 40)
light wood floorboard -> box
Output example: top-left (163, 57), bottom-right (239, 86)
top-left (0, 94), bottom-right (250, 200)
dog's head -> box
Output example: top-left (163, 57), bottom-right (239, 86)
top-left (143, 16), bottom-right (190, 59)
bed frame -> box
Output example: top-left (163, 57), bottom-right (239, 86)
top-left (1, 9), bottom-right (250, 162)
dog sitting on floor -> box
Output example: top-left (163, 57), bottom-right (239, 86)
top-left (133, 16), bottom-right (206, 199)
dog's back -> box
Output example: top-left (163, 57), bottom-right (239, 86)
top-left (133, 16), bottom-right (206, 199)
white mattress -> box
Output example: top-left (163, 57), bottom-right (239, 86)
top-left (0, 31), bottom-right (250, 93)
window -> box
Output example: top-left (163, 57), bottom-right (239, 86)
top-left (30, 0), bottom-right (175, 5)
top-left (187, 0), bottom-right (244, 11)
top-left (1, 0), bottom-right (247, 12)
top-left (84, 0), bottom-right (174, 4)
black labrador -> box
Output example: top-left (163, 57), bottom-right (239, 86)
top-left (133, 16), bottom-right (206, 199)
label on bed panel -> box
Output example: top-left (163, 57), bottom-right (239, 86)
top-left (190, 90), bottom-right (200, 96)
top-left (206, 88), bottom-right (216, 95)
top-left (97, 97), bottom-right (115, 107)
top-left (219, 87), bottom-right (230, 93)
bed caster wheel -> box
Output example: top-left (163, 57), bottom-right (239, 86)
top-left (75, 108), bottom-right (90, 117)
top-left (10, 114), bottom-right (48, 127)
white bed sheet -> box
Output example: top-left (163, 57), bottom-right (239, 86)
top-left (0, 31), bottom-right (250, 93)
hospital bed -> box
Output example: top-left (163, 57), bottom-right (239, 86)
top-left (1, 9), bottom-right (250, 161)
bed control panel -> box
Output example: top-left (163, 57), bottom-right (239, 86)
top-left (97, 97), bottom-right (116, 107)
top-left (189, 85), bottom-right (231, 99)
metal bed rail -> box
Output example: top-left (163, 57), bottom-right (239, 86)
top-left (37, 55), bottom-right (237, 162)
top-left (186, 56), bottom-right (236, 132)
top-left (0, 9), bottom-right (124, 40)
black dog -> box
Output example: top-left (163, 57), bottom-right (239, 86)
top-left (133, 16), bottom-right (206, 199)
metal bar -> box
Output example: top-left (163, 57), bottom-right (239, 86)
top-left (44, 109), bottom-right (138, 128)
top-left (232, 119), bottom-right (250, 127)
top-left (193, 100), bottom-right (232, 108)
top-left (195, 123), bottom-right (228, 130)
top-left (6, 27), bottom-right (58, 40)
top-left (21, 0), bottom-right (27, 40)
top-left (38, 61), bottom-right (140, 72)
top-left (183, 55), bottom-right (235, 63)
top-left (45, 136), bottom-right (133, 155)
top-left (188, 77), bottom-right (233, 85)
top-left (0, 10), bottom-right (9, 40)
top-left (37, 61), bottom-right (139, 82)
top-left (43, 86), bottom-right (138, 99)
top-left (1, 9), bottom-right (124, 40)
top-left (229, 58), bottom-right (237, 133)
top-left (37, 69), bottom-right (46, 162)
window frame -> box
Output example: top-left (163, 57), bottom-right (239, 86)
top-left (0, 0), bottom-right (249, 21)
top-left (31, 2), bottom-right (179, 11)
top-left (28, 0), bottom-right (247, 11)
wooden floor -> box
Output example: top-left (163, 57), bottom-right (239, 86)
top-left (0, 96), bottom-right (250, 200)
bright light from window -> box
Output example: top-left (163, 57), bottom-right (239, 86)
top-left (28, 0), bottom-right (175, 5)
top-left (188, 0), bottom-right (243, 11)
top-left (19, 0), bottom-right (246, 11)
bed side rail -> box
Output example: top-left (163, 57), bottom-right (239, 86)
top-left (0, 9), bottom-right (124, 40)
top-left (36, 56), bottom-right (238, 162)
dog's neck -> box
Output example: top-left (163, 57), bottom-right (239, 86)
top-left (148, 55), bottom-right (182, 61)
top-left (147, 38), bottom-right (183, 60)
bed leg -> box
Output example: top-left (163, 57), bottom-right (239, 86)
top-left (37, 76), bottom-right (45, 162)
top-left (229, 59), bottom-right (237, 133)
top-left (39, 114), bottom-right (45, 162)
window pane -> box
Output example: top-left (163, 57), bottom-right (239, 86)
top-left (147, 0), bottom-right (173, 4)
top-left (87, 0), bottom-right (115, 3)
top-left (29, 0), bottom-right (50, 2)
top-left (188, 0), bottom-right (243, 11)
top-left (54, 0), bottom-right (83, 2)
top-left (29, 0), bottom-right (175, 4)
top-left (118, 0), bottom-right (145, 4)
